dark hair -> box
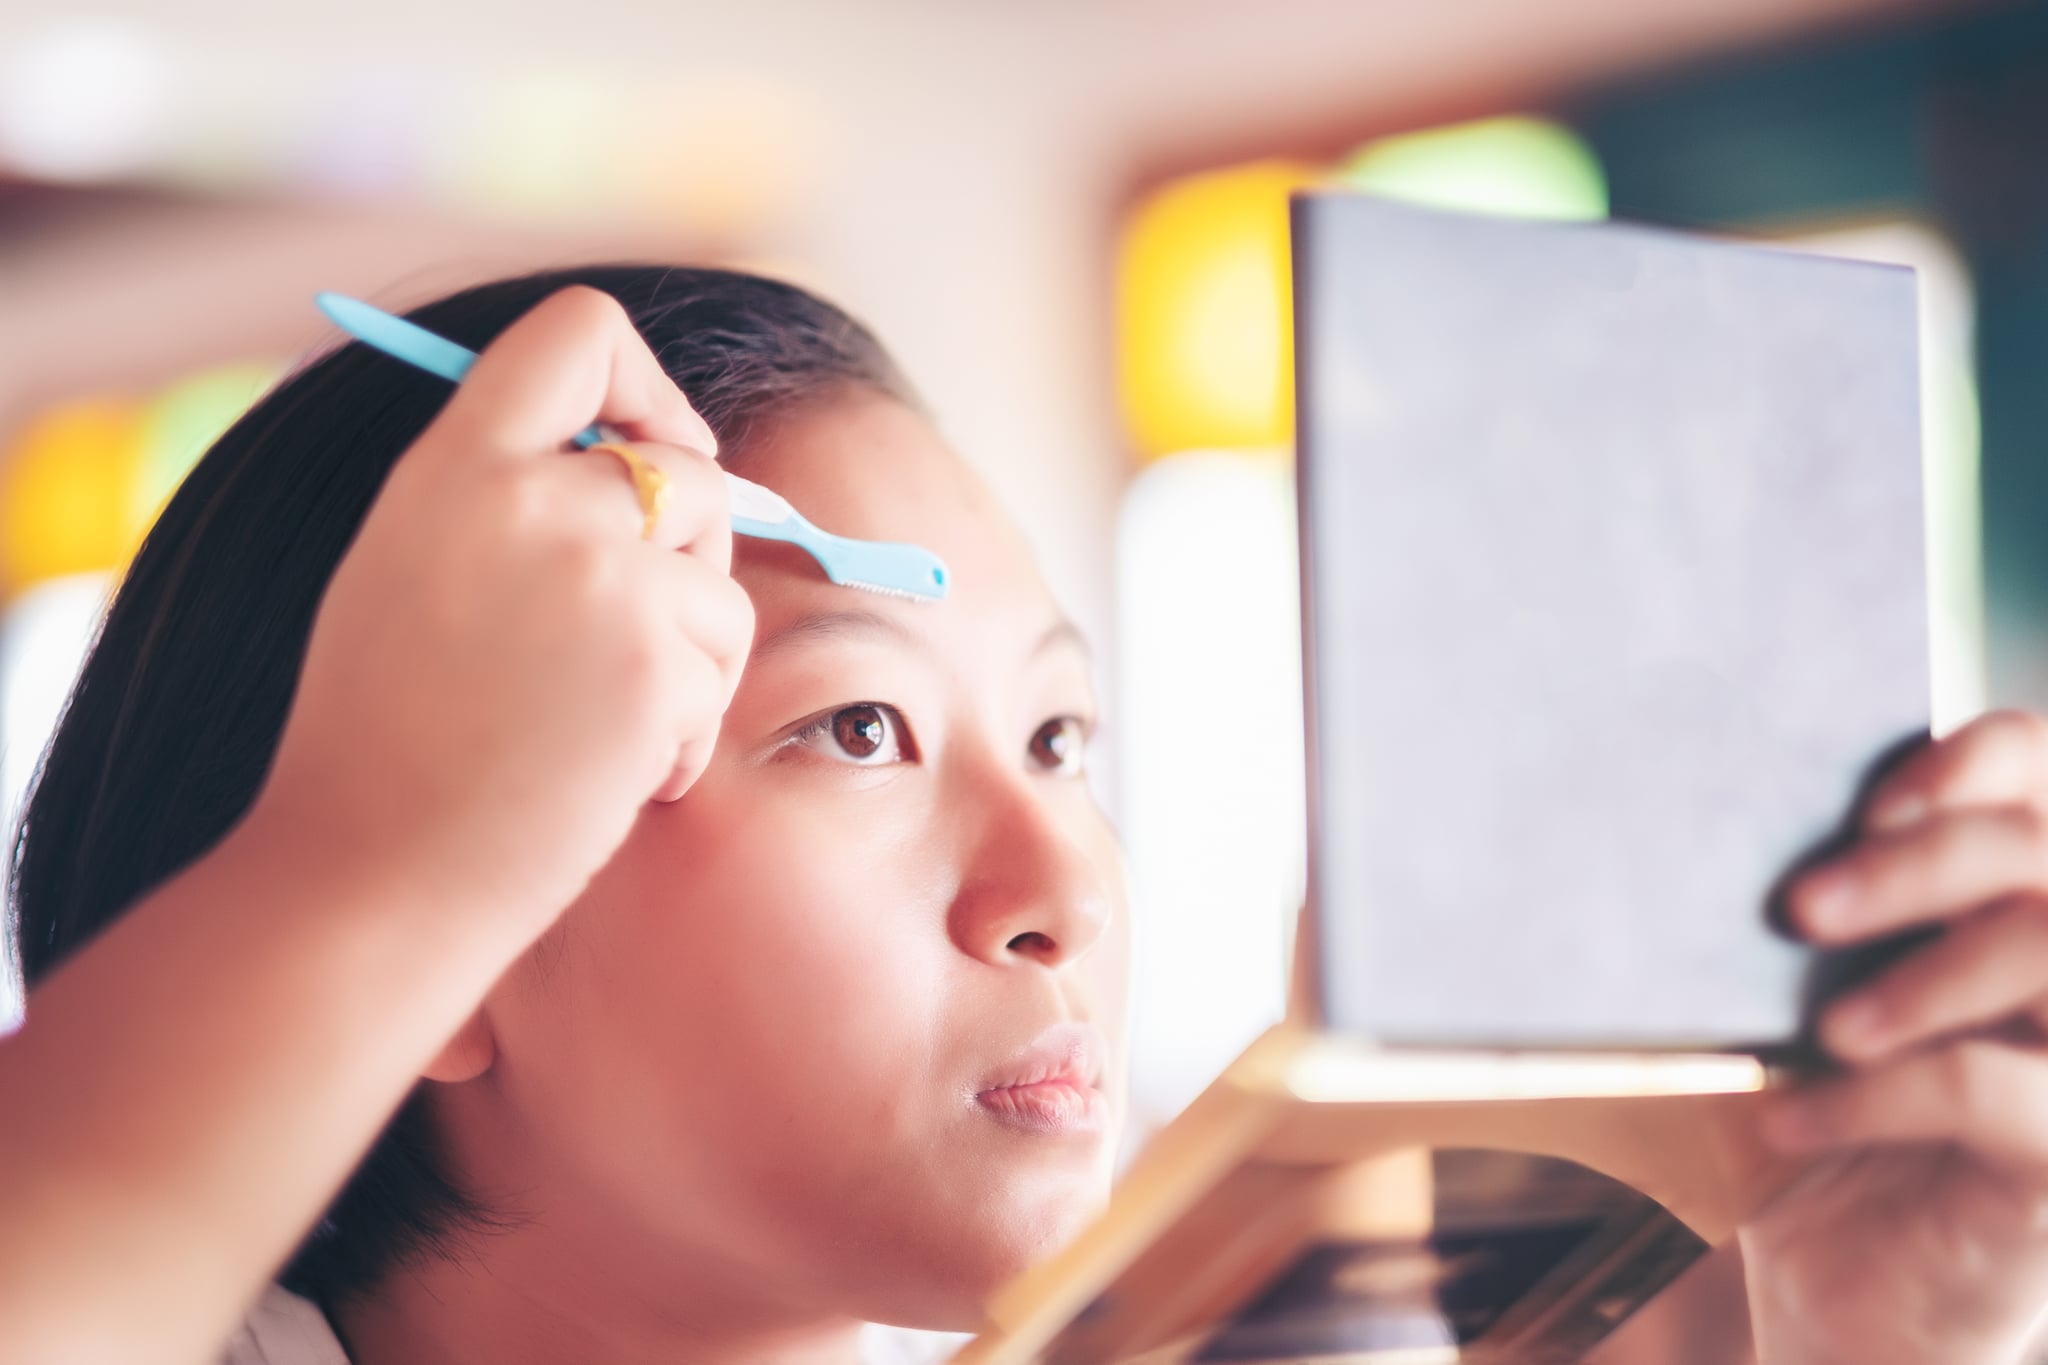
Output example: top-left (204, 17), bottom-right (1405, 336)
top-left (6, 265), bottom-right (914, 1306)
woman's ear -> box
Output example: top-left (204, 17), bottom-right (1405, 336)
top-left (423, 1009), bottom-right (498, 1084)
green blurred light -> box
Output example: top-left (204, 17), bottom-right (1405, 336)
top-left (1340, 116), bottom-right (1608, 221)
top-left (134, 362), bottom-right (276, 528)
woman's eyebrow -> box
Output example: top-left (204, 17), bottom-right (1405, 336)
top-left (751, 608), bottom-right (920, 663)
top-left (751, 610), bottom-right (1088, 666)
top-left (1034, 618), bottom-right (1091, 662)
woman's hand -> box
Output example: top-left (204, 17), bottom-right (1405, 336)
top-left (0, 286), bottom-right (755, 1365)
top-left (254, 285), bottom-right (754, 940)
top-left (1740, 709), bottom-right (2048, 1365)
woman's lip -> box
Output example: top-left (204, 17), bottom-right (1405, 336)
top-left (979, 1021), bottom-right (1107, 1093)
top-left (974, 1021), bottom-right (1110, 1135)
top-left (975, 1078), bottom-right (1108, 1136)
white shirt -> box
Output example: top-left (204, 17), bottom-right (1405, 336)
top-left (220, 1284), bottom-right (967, 1364)
top-left (220, 1287), bottom-right (349, 1365)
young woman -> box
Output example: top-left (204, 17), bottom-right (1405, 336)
top-left (2, 268), bottom-right (2047, 1365)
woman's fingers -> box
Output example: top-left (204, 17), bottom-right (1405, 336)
top-left (650, 647), bottom-right (731, 803)
top-left (1792, 804), bottom-right (2048, 943)
top-left (567, 441), bottom-right (747, 805)
top-left (1821, 897), bottom-right (2048, 1061)
top-left (650, 550), bottom-right (756, 706)
top-left (643, 553), bottom-right (753, 803)
top-left (543, 448), bottom-right (749, 805)
top-left (1763, 1040), bottom-right (2048, 1173)
top-left (564, 439), bottom-right (733, 565)
top-left (433, 285), bottom-right (719, 459)
top-left (1864, 711), bottom-right (2048, 834)
top-left (265, 286), bottom-right (753, 928)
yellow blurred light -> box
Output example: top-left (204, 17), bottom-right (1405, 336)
top-left (1116, 160), bottom-right (1319, 461)
top-left (1340, 116), bottom-right (1607, 221)
top-left (0, 398), bottom-right (150, 595)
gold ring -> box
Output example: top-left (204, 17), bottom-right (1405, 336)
top-left (589, 443), bottom-right (672, 541)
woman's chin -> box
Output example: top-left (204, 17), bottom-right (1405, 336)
top-left (861, 1182), bottom-right (1113, 1332)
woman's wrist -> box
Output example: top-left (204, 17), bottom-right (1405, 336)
top-left (1741, 1228), bottom-right (2040, 1365)
top-left (223, 784), bottom-right (561, 969)
top-left (0, 782), bottom-right (551, 1362)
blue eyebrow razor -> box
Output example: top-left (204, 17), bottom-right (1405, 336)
top-left (315, 292), bottom-right (950, 603)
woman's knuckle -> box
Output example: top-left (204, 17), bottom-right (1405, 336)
top-left (553, 539), bottom-right (624, 609)
top-left (512, 492), bottom-right (561, 544)
top-left (676, 440), bottom-right (722, 472)
top-left (675, 449), bottom-right (728, 511)
top-left (617, 632), bottom-right (673, 704)
top-left (547, 284), bottom-right (627, 331)
top-left (492, 467), bottom-right (561, 536)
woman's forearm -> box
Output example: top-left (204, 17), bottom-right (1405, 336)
top-left (0, 807), bottom-right (526, 1365)
top-left (0, 291), bottom-right (744, 1364)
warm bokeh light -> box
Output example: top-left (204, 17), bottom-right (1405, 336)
top-left (0, 364), bottom-right (273, 599)
top-left (0, 399), bottom-right (150, 595)
top-left (1340, 115), bottom-right (1608, 221)
top-left (134, 363), bottom-right (276, 530)
top-left (1116, 160), bottom-right (1318, 461)
top-left (1114, 122), bottom-right (1605, 462)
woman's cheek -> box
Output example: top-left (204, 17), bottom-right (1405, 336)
top-left (672, 789), bottom-right (953, 1043)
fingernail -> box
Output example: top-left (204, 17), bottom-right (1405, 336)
top-left (1799, 870), bottom-right (1858, 935)
top-left (1866, 794), bottom-right (1927, 833)
top-left (1761, 1098), bottom-right (1825, 1150)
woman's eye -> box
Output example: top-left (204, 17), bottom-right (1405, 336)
top-left (1029, 716), bottom-right (1088, 776)
top-left (793, 704), bottom-right (910, 766)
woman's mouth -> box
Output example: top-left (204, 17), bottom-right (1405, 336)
top-left (974, 1023), bottom-right (1109, 1137)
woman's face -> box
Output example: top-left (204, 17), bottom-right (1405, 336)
top-left (436, 391), bottom-right (1129, 1330)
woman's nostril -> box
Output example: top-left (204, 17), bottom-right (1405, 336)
top-left (1006, 930), bottom-right (1057, 957)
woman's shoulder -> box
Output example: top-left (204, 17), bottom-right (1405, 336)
top-left (219, 1285), bottom-right (351, 1365)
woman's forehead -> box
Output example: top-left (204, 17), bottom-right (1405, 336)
top-left (730, 393), bottom-right (1058, 632)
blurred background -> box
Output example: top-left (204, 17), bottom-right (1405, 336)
top-left (6, 1), bottom-right (2048, 1359)
top-left (1, 0), bottom-right (2043, 1242)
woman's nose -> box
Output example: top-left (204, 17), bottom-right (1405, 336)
top-left (947, 775), bottom-right (1114, 971)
